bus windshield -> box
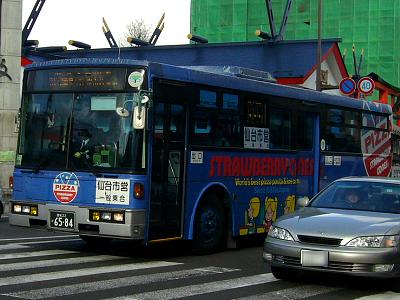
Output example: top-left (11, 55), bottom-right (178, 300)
top-left (17, 92), bottom-right (146, 173)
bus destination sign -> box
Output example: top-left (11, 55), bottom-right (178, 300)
top-left (49, 70), bottom-right (121, 90)
top-left (27, 68), bottom-right (127, 92)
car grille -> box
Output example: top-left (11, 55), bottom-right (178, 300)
top-left (297, 235), bottom-right (342, 246)
top-left (272, 255), bottom-right (373, 272)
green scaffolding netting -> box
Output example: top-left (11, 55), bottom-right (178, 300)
top-left (191, 0), bottom-right (400, 87)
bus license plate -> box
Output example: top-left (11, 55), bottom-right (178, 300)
top-left (50, 211), bottom-right (75, 230)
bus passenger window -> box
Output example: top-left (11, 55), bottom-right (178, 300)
top-left (210, 122), bottom-right (230, 147)
top-left (326, 126), bottom-right (360, 153)
top-left (344, 110), bottom-right (359, 126)
top-left (270, 108), bottom-right (291, 150)
top-left (297, 113), bottom-right (314, 150)
top-left (199, 90), bottom-right (217, 108)
top-left (246, 99), bottom-right (267, 127)
top-left (328, 109), bottom-right (344, 124)
top-left (192, 111), bottom-right (212, 145)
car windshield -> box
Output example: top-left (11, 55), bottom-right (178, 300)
top-left (310, 180), bottom-right (400, 213)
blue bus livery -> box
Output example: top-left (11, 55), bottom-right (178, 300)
top-left (10, 57), bottom-right (392, 253)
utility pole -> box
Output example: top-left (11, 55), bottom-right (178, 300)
top-left (316, 0), bottom-right (322, 91)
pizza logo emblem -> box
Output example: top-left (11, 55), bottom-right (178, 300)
top-left (53, 172), bottom-right (80, 203)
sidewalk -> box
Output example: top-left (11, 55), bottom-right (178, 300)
top-left (2, 193), bottom-right (10, 214)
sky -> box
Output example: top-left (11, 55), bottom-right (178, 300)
top-left (22, 0), bottom-right (191, 49)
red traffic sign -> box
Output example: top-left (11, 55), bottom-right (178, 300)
top-left (339, 77), bottom-right (356, 96)
top-left (357, 77), bottom-right (375, 95)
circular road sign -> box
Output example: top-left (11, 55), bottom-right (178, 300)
top-left (339, 77), bottom-right (356, 96)
top-left (357, 77), bottom-right (375, 95)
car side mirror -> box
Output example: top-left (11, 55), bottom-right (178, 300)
top-left (297, 196), bottom-right (310, 208)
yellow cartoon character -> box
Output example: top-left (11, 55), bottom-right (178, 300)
top-left (246, 197), bottom-right (260, 234)
top-left (263, 196), bottom-right (278, 232)
top-left (284, 195), bottom-right (296, 215)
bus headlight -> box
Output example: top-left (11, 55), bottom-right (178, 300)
top-left (13, 204), bottom-right (22, 213)
top-left (113, 213), bottom-right (124, 222)
top-left (101, 212), bottom-right (112, 221)
top-left (90, 210), bottom-right (125, 223)
top-left (22, 206), bottom-right (31, 214)
top-left (12, 203), bottom-right (38, 216)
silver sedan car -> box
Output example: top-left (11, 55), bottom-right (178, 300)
top-left (263, 177), bottom-right (400, 282)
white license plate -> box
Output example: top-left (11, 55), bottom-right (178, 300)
top-left (50, 211), bottom-right (75, 230)
top-left (301, 250), bottom-right (328, 267)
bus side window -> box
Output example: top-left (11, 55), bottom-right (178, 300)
top-left (191, 91), bottom-right (241, 148)
top-left (192, 111), bottom-right (212, 145)
top-left (297, 113), bottom-right (314, 150)
top-left (270, 108), bottom-right (291, 150)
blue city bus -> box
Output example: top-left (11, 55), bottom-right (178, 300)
top-left (9, 58), bottom-right (392, 253)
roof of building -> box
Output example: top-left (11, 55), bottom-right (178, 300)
top-left (23, 38), bottom-right (347, 80)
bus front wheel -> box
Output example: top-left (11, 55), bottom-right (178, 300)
top-left (192, 195), bottom-right (226, 255)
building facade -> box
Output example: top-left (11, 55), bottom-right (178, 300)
top-left (191, 0), bottom-right (400, 101)
top-left (0, 0), bottom-right (21, 194)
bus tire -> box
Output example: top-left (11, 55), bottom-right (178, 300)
top-left (192, 195), bottom-right (226, 255)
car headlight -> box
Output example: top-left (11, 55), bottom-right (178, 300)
top-left (268, 225), bottom-right (294, 241)
top-left (345, 235), bottom-right (399, 248)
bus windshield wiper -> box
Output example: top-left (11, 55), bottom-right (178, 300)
top-left (32, 154), bottom-right (52, 173)
top-left (73, 151), bottom-right (102, 177)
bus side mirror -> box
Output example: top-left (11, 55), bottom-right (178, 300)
top-left (116, 107), bottom-right (129, 117)
top-left (116, 93), bottom-right (150, 129)
top-left (297, 196), bottom-right (310, 208)
top-left (133, 106), bottom-right (146, 129)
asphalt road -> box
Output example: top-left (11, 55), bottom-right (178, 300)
top-left (0, 214), bottom-right (398, 300)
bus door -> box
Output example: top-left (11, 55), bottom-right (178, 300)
top-left (149, 102), bottom-right (186, 241)
top-left (295, 112), bottom-right (320, 201)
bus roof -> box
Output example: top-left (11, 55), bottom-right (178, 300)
top-left (25, 58), bottom-right (391, 115)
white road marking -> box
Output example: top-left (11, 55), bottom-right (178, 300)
top-left (5, 267), bottom-right (239, 299)
top-left (19, 238), bottom-right (82, 245)
top-left (0, 255), bottom-right (124, 271)
top-left (233, 284), bottom-right (339, 300)
top-left (356, 292), bottom-right (400, 300)
top-left (0, 235), bottom-right (79, 242)
top-left (0, 249), bottom-right (80, 260)
top-left (0, 261), bottom-right (183, 287)
top-left (0, 244), bottom-right (29, 251)
top-left (107, 273), bottom-right (278, 300)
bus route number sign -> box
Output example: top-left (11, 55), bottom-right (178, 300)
top-left (357, 77), bottom-right (375, 95)
top-left (95, 178), bottom-right (130, 205)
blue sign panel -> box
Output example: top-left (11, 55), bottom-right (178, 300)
top-left (339, 77), bottom-right (356, 95)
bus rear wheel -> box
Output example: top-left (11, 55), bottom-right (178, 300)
top-left (192, 195), bottom-right (226, 255)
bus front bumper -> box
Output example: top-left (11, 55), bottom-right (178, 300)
top-left (8, 202), bottom-right (146, 239)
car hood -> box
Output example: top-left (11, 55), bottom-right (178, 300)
top-left (276, 207), bottom-right (400, 243)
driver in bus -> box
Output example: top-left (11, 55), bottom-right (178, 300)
top-left (72, 99), bottom-right (101, 161)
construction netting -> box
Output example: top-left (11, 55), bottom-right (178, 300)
top-left (191, 0), bottom-right (400, 87)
